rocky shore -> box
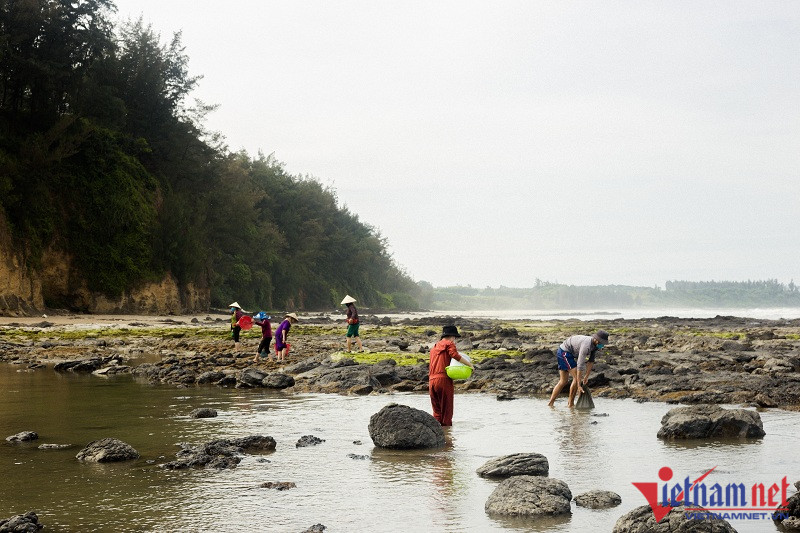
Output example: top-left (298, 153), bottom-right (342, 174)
top-left (1, 313), bottom-right (800, 409)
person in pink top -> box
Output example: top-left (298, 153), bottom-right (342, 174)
top-left (252, 312), bottom-right (273, 363)
top-left (428, 325), bottom-right (473, 426)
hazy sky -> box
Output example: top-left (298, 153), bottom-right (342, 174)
top-left (113, 1), bottom-right (799, 288)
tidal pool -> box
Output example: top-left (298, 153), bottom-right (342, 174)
top-left (0, 364), bottom-right (796, 532)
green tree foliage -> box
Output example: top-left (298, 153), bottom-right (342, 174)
top-left (0, 3), bottom-right (421, 311)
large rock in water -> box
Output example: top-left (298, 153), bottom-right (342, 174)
top-left (0, 511), bottom-right (43, 532)
top-left (484, 476), bottom-right (572, 517)
top-left (476, 453), bottom-right (549, 479)
top-left (657, 404), bottom-right (765, 439)
top-left (613, 504), bottom-right (736, 532)
top-left (368, 403), bottom-right (445, 449)
top-left (76, 438), bottom-right (139, 462)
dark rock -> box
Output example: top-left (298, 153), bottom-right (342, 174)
top-left (657, 404), bottom-right (766, 439)
top-left (476, 453), bottom-right (549, 479)
top-left (491, 326), bottom-right (519, 337)
top-left (296, 435), bottom-right (325, 447)
top-left (216, 376), bottom-right (237, 387)
top-left (6, 431), bottom-right (38, 443)
top-left (54, 358), bottom-right (103, 373)
top-left (296, 364), bottom-right (384, 392)
top-left (282, 356), bottom-right (325, 375)
top-left (495, 390), bottom-right (516, 401)
top-left (189, 408), bottom-right (218, 419)
top-left (300, 525), bottom-right (326, 533)
top-left (231, 436), bottom-right (277, 451)
top-left (573, 490), bottom-right (622, 509)
top-left (347, 454), bottom-right (369, 460)
top-left (76, 438), bottom-right (139, 462)
top-left (721, 340), bottom-right (744, 351)
top-left (238, 368), bottom-right (267, 388)
top-left (368, 403), bottom-right (445, 449)
top-left (259, 481), bottom-right (296, 490)
top-left (391, 339), bottom-right (411, 350)
top-left (330, 357), bottom-right (358, 368)
top-left (348, 384), bottom-right (373, 395)
top-left (262, 373), bottom-right (295, 389)
top-left (485, 476), bottom-right (572, 517)
top-left (196, 371), bottom-right (225, 384)
top-left (612, 504), bottom-right (736, 532)
top-left (0, 511), bottom-right (43, 532)
top-left (353, 440), bottom-right (362, 445)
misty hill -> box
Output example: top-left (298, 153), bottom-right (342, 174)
top-left (425, 280), bottom-right (800, 310)
top-left (0, 2), bottom-right (420, 314)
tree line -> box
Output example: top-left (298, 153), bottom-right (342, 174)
top-left (0, 0), bottom-right (420, 311)
top-left (427, 279), bottom-right (800, 310)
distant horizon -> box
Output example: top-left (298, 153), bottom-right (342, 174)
top-left (426, 277), bottom-right (797, 290)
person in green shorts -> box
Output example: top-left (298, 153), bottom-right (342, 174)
top-left (341, 295), bottom-right (364, 352)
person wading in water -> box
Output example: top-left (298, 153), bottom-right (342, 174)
top-left (428, 325), bottom-right (474, 426)
top-left (547, 329), bottom-right (609, 407)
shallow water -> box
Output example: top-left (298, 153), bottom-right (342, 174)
top-left (0, 364), bottom-right (796, 532)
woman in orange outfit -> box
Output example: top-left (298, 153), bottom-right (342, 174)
top-left (429, 325), bottom-right (473, 426)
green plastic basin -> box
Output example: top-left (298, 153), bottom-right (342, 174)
top-left (446, 365), bottom-right (473, 380)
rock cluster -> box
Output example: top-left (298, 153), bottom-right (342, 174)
top-left (0, 511), bottom-right (43, 532)
top-left (162, 436), bottom-right (275, 470)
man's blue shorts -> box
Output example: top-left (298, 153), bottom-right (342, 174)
top-left (556, 348), bottom-right (576, 371)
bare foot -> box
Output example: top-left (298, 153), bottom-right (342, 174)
top-left (547, 402), bottom-right (555, 407)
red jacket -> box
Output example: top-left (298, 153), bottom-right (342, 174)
top-left (429, 339), bottom-right (464, 378)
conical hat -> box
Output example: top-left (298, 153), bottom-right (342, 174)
top-left (340, 295), bottom-right (356, 305)
top-left (285, 313), bottom-right (299, 320)
top-left (229, 302), bottom-right (242, 309)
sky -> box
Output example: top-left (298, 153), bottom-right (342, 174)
top-left (112, 1), bottom-right (800, 288)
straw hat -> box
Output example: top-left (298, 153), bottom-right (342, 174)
top-left (340, 295), bottom-right (356, 305)
top-left (229, 302), bottom-right (242, 309)
top-left (285, 313), bottom-right (299, 321)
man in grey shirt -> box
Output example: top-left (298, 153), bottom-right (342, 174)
top-left (547, 329), bottom-right (609, 407)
